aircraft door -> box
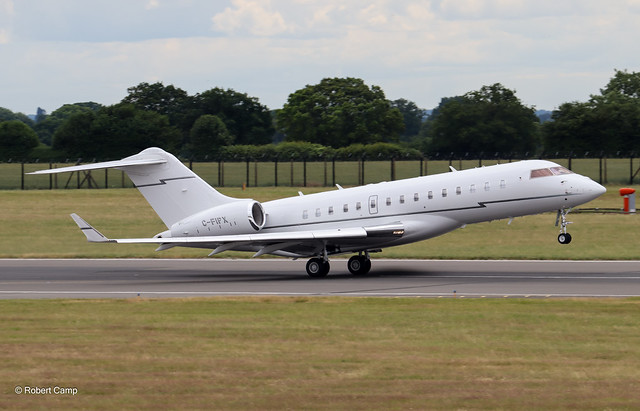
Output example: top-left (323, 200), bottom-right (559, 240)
top-left (368, 195), bottom-right (378, 214)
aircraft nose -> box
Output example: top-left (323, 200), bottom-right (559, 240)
top-left (584, 179), bottom-right (606, 201)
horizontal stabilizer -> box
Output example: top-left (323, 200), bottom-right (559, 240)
top-left (27, 156), bottom-right (166, 175)
top-left (70, 213), bottom-right (114, 243)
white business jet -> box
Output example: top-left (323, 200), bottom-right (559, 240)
top-left (30, 147), bottom-right (605, 277)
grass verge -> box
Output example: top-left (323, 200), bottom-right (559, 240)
top-left (2, 297), bottom-right (640, 410)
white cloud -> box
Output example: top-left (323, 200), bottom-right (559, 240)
top-left (0, 0), bottom-right (13, 14)
top-left (212, 0), bottom-right (293, 36)
top-left (0, 28), bottom-right (9, 44)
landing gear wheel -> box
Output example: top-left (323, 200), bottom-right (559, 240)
top-left (306, 258), bottom-right (330, 278)
top-left (558, 233), bottom-right (572, 245)
top-left (347, 255), bottom-right (372, 276)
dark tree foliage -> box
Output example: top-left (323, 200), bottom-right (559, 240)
top-left (424, 84), bottom-right (539, 156)
top-left (34, 102), bottom-right (102, 146)
top-left (121, 83), bottom-right (274, 147)
top-left (193, 88), bottom-right (274, 146)
top-left (276, 77), bottom-right (404, 148)
top-left (0, 120), bottom-right (39, 160)
top-left (0, 107), bottom-right (34, 127)
top-left (53, 104), bottom-right (181, 159)
top-left (543, 70), bottom-right (640, 155)
top-left (391, 98), bottom-right (424, 138)
top-left (122, 82), bottom-right (192, 129)
top-left (188, 114), bottom-right (234, 160)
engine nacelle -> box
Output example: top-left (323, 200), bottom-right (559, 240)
top-left (170, 200), bottom-right (265, 237)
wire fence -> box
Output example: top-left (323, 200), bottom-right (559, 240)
top-left (5, 157), bottom-right (640, 190)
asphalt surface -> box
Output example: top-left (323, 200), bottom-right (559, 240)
top-left (1, 258), bottom-right (639, 299)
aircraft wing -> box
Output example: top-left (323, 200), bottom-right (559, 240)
top-left (70, 214), bottom-right (404, 258)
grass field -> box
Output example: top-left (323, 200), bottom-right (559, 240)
top-left (3, 297), bottom-right (640, 410)
top-left (1, 184), bottom-right (638, 259)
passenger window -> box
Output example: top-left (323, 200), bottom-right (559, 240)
top-left (302, 210), bottom-right (308, 219)
top-left (399, 195), bottom-right (405, 204)
top-left (414, 193), bottom-right (419, 201)
top-left (428, 191), bottom-right (433, 200)
top-left (500, 180), bottom-right (506, 189)
top-left (456, 186), bottom-right (461, 195)
top-left (386, 197), bottom-right (391, 206)
top-left (315, 208), bottom-right (321, 217)
top-left (356, 202), bottom-right (361, 210)
top-left (442, 188), bottom-right (447, 198)
top-left (343, 204), bottom-right (348, 212)
top-left (328, 206), bottom-right (334, 215)
top-left (470, 184), bottom-right (476, 193)
top-left (484, 182), bottom-right (490, 191)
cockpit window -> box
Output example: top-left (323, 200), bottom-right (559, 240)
top-left (550, 166), bottom-right (573, 175)
top-left (530, 166), bottom-right (574, 179)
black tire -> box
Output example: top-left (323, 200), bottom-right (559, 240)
top-left (306, 258), bottom-right (330, 278)
top-left (558, 233), bottom-right (572, 244)
top-left (347, 255), bottom-right (371, 275)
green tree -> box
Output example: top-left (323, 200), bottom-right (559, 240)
top-left (276, 77), bottom-right (404, 148)
top-left (0, 120), bottom-right (39, 160)
top-left (188, 114), bottom-right (233, 160)
top-left (0, 107), bottom-right (34, 127)
top-left (53, 104), bottom-right (181, 159)
top-left (543, 70), bottom-right (640, 154)
top-left (425, 84), bottom-right (539, 156)
top-left (34, 102), bottom-right (102, 146)
top-left (122, 82), bottom-right (191, 125)
top-left (194, 88), bottom-right (274, 145)
top-left (391, 98), bottom-right (424, 138)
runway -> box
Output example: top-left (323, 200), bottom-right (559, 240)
top-left (1, 258), bottom-right (640, 299)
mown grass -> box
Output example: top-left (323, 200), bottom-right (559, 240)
top-left (1, 185), bottom-right (638, 259)
top-left (2, 297), bottom-right (640, 410)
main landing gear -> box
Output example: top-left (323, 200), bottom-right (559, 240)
top-left (347, 252), bottom-right (372, 276)
top-left (305, 251), bottom-right (372, 278)
top-left (556, 208), bottom-right (573, 245)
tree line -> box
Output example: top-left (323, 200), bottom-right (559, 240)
top-left (1, 70), bottom-right (640, 162)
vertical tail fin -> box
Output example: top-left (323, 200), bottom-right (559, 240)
top-left (28, 147), bottom-right (237, 228)
top-left (116, 148), bottom-right (236, 228)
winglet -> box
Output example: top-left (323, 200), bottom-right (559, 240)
top-left (70, 213), bottom-right (114, 243)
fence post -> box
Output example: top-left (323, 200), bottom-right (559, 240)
top-left (323, 157), bottom-right (327, 187)
top-left (290, 157), bottom-right (294, 187)
top-left (254, 160), bottom-right (258, 187)
top-left (390, 157), bottom-right (396, 181)
top-left (332, 157), bottom-right (336, 187)
top-left (568, 152), bottom-right (573, 170)
top-left (21, 163), bottom-right (25, 190)
top-left (599, 154), bottom-right (603, 184)
top-left (245, 159), bottom-right (250, 187)
top-left (630, 155), bottom-right (634, 185)
top-left (274, 157), bottom-right (278, 187)
top-left (303, 157), bottom-right (307, 187)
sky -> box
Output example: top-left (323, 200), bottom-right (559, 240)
top-left (1, 0), bottom-right (639, 115)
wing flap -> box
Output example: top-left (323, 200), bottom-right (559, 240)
top-left (113, 226), bottom-right (369, 245)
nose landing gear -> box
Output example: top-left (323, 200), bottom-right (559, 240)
top-left (556, 208), bottom-right (573, 244)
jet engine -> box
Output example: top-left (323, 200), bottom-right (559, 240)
top-left (169, 200), bottom-right (265, 237)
